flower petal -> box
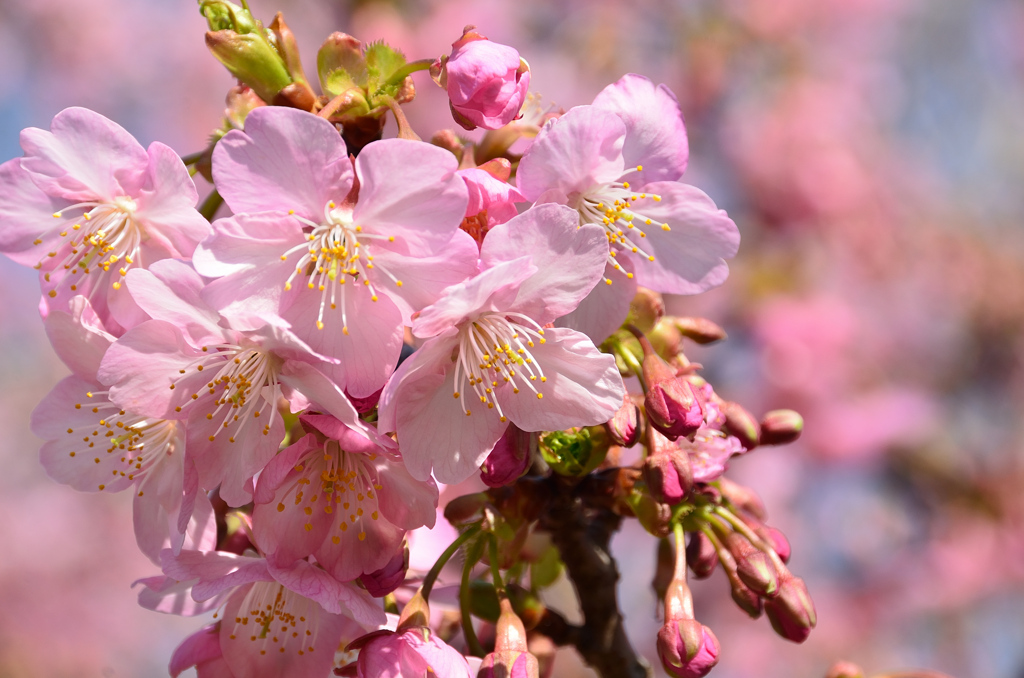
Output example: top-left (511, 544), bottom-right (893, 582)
top-left (267, 559), bottom-right (386, 625)
top-left (42, 295), bottom-right (114, 380)
top-left (0, 158), bottom-right (68, 266)
top-left (133, 141), bottom-right (210, 258)
top-left (555, 260), bottom-right (637, 345)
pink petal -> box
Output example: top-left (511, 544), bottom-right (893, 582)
top-left (124, 265), bottom-right (223, 343)
top-left (267, 559), bottom-right (386, 625)
top-left (516, 106), bottom-right (626, 202)
top-left (353, 139), bottom-right (468, 254)
top-left (555, 260), bottom-right (637, 344)
top-left (19, 107), bottom-right (148, 201)
top-left (316, 512), bottom-right (406, 583)
top-left (132, 429), bottom-right (187, 562)
top-left (592, 74), bottom-right (689, 184)
top-left (161, 550), bottom-right (272, 602)
top-left (497, 327), bottom-right (624, 432)
top-left (277, 365), bottom-right (375, 439)
top-left (480, 204), bottom-right (608, 325)
top-left (133, 141), bottom-right (210, 258)
top-left (366, 229), bottom-right (480, 323)
top-left (0, 158), bottom-right (68, 266)
top-left (460, 167), bottom-right (526, 217)
top-left (412, 257), bottom-right (535, 339)
top-left (621, 181), bottom-right (739, 294)
top-left (403, 630), bottom-right (474, 677)
top-left (194, 212), bottom-right (303, 279)
top-left (134, 575), bottom-right (223, 617)
top-left (42, 295), bottom-right (114, 380)
top-left (212, 107), bottom-right (353, 219)
top-left (373, 456), bottom-right (438, 530)
top-left (169, 625), bottom-right (225, 678)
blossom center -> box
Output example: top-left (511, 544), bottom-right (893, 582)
top-left (68, 390), bottom-right (181, 492)
top-left (281, 201), bottom-right (402, 333)
top-left (170, 344), bottom-right (280, 444)
top-left (280, 440), bottom-right (383, 544)
top-left (576, 175), bottom-right (668, 284)
top-left (453, 313), bottom-right (548, 420)
top-left (41, 199), bottom-right (145, 297)
top-left (227, 583), bottom-right (321, 657)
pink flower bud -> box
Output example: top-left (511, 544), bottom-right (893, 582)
top-left (686, 531), bottom-right (718, 580)
top-left (644, 430), bottom-right (693, 504)
top-left (358, 546), bottom-right (408, 597)
top-left (720, 400), bottom-right (760, 450)
top-left (764, 572), bottom-right (816, 643)
top-left (723, 532), bottom-right (779, 597)
top-left (646, 378), bottom-right (705, 440)
top-left (481, 424), bottom-right (534, 487)
top-left (657, 619), bottom-right (720, 678)
top-left (760, 525), bottom-right (791, 563)
top-left (759, 409), bottom-right (804, 445)
top-left (478, 599), bottom-right (540, 678)
top-left (673, 317), bottom-right (727, 345)
top-left (432, 26), bottom-right (531, 131)
top-left (629, 288), bottom-right (665, 334)
top-left (606, 394), bottom-right (641, 447)
top-left (347, 386), bottom-right (383, 414)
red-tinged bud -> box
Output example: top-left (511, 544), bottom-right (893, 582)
top-left (686, 531), bottom-right (718, 579)
top-left (644, 429), bottom-right (693, 504)
top-left (219, 510), bottom-right (253, 555)
top-left (628, 288), bottom-right (665, 334)
top-left (723, 532), bottom-right (779, 597)
top-left (646, 379), bottom-right (705, 441)
top-left (764, 572), bottom-right (816, 643)
top-left (444, 492), bottom-right (489, 525)
top-left (397, 589), bottom-right (431, 630)
top-left (673, 317), bottom-right (727, 345)
top-left (649, 318), bottom-right (684, 359)
top-left (760, 525), bottom-right (791, 563)
top-left (347, 387), bottom-right (382, 414)
top-left (606, 394), bottom-right (641, 447)
top-left (720, 401), bottom-right (760, 450)
top-left (482, 424), bottom-right (535, 488)
top-left (478, 598), bottom-right (540, 678)
top-left (359, 545), bottom-right (408, 597)
top-left (718, 477), bottom-right (767, 521)
top-left (268, 13), bottom-right (308, 84)
top-left (826, 661), bottom-right (865, 678)
top-left (760, 409), bottom-right (804, 446)
top-left (715, 542), bottom-right (764, 618)
top-left (657, 619), bottom-right (720, 678)
top-left (630, 492), bottom-right (673, 538)
top-left (431, 129), bottom-right (466, 163)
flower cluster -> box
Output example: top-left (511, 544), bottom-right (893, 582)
top-left (0, 4), bottom-right (813, 677)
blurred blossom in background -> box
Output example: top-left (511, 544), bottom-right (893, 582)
top-left (2, 0), bottom-right (1024, 676)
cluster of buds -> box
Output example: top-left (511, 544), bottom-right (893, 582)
top-left (0, 0), bottom-right (822, 675)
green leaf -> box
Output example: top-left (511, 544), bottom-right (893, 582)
top-left (365, 41), bottom-right (407, 95)
top-left (529, 545), bottom-right (563, 590)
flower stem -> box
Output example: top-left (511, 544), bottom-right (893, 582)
top-left (199, 189), bottom-right (224, 221)
top-left (488, 534), bottom-right (506, 597)
top-left (379, 94), bottom-right (420, 140)
top-left (179, 150), bottom-right (206, 166)
top-left (673, 521), bottom-right (687, 581)
top-left (380, 58), bottom-right (434, 91)
top-left (461, 537), bottom-right (486, 657)
top-left (421, 524), bottom-right (481, 602)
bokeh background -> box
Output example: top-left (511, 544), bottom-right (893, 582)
top-left (2, 0), bottom-right (1023, 676)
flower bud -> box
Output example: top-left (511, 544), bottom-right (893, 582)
top-left (714, 542), bottom-right (764, 618)
top-left (432, 26), bottom-right (531, 131)
top-left (204, 26), bottom-right (292, 105)
top-left (718, 477), bottom-right (767, 521)
top-left (539, 427), bottom-right (607, 478)
top-left (759, 409), bottom-right (804, 446)
top-left (720, 401), bottom-right (760, 450)
top-left (482, 424), bottom-right (535, 487)
top-left (723, 532), bottom-right (778, 597)
top-left (673, 317), bottom-right (727, 345)
top-left (606, 394), bottom-right (641, 447)
top-left (764, 572), bottom-right (816, 643)
top-left (644, 429), bottom-right (693, 504)
top-left (358, 546), bottom-right (408, 597)
top-left (444, 492), bottom-right (489, 525)
top-left (686, 531), bottom-right (718, 580)
top-left (628, 288), bottom-right (665, 334)
top-left (657, 619), bottom-right (720, 678)
top-left (648, 319), bottom-right (684, 359)
top-left (826, 661), bottom-right (865, 678)
top-left (478, 598), bottom-right (540, 678)
top-left (431, 129), bottom-right (467, 161)
top-left (639, 335), bottom-right (705, 440)
top-left (759, 525), bottom-right (791, 563)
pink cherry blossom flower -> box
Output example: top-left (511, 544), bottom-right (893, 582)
top-left (31, 295), bottom-right (214, 563)
top-left (378, 203), bottom-right (625, 483)
top-left (252, 414), bottom-right (437, 583)
top-left (457, 160), bottom-right (526, 248)
top-left (98, 259), bottom-right (368, 506)
top-left (148, 551), bottom-right (381, 678)
top-left (433, 27), bottom-right (531, 131)
top-left (194, 106), bottom-right (478, 397)
top-left (516, 75), bottom-right (739, 342)
top-left (0, 107), bottom-right (209, 330)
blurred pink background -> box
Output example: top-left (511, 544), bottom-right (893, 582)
top-left (2, 0), bottom-right (1023, 676)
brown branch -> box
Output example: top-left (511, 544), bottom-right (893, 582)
top-left (537, 478), bottom-right (653, 678)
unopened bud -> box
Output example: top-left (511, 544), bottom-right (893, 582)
top-left (482, 424), bottom-right (535, 487)
top-left (644, 430), bottom-right (693, 504)
top-left (444, 492), bottom-right (489, 525)
top-left (358, 546), bottom-right (408, 597)
top-left (759, 525), bottom-right (791, 563)
top-left (826, 661), bottom-right (865, 678)
top-left (673, 317), bottom-right (727, 344)
top-left (431, 129), bottom-right (466, 162)
top-left (606, 394), bottom-right (641, 447)
top-left (723, 532), bottom-right (778, 597)
top-left (718, 477), bottom-right (767, 521)
top-left (720, 401), bottom-right (760, 450)
top-left (648, 318), bottom-right (684, 359)
top-left (478, 598), bottom-right (540, 678)
top-left (219, 510), bottom-right (253, 555)
top-left (759, 409), bottom-right (804, 446)
top-left (205, 29), bottom-right (293, 105)
top-left (268, 13), bottom-right (308, 86)
top-left (686, 531), bottom-right (718, 580)
top-left (628, 288), bottom-right (665, 334)
top-left (647, 378), bottom-right (705, 441)
top-left (728, 571), bottom-right (764, 619)
top-left (397, 589), bottom-right (430, 630)
top-left (764, 572), bottom-right (816, 643)
top-left (657, 619), bottom-right (720, 678)
top-left (630, 492), bottom-right (672, 538)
